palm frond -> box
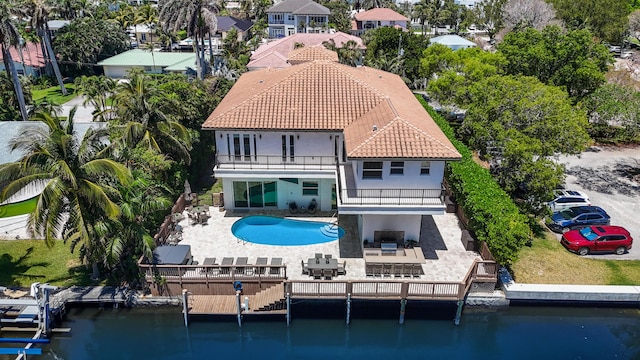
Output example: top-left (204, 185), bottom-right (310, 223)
top-left (82, 158), bottom-right (133, 186)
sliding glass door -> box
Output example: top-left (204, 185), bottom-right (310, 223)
top-left (233, 181), bottom-right (277, 208)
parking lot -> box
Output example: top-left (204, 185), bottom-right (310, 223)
top-left (557, 146), bottom-right (640, 260)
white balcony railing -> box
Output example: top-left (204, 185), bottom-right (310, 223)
top-left (339, 188), bottom-right (444, 206)
top-left (215, 155), bottom-right (336, 171)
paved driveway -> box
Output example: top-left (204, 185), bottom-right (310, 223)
top-left (60, 96), bottom-right (97, 123)
top-left (557, 146), bottom-right (640, 260)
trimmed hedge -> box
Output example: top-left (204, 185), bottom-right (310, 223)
top-left (417, 96), bottom-right (530, 265)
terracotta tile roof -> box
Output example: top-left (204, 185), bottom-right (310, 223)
top-left (287, 45), bottom-right (338, 65)
top-left (202, 61), bottom-right (460, 160)
top-left (354, 8), bottom-right (409, 22)
top-left (0, 42), bottom-right (46, 68)
top-left (247, 50), bottom-right (290, 70)
top-left (250, 32), bottom-right (364, 70)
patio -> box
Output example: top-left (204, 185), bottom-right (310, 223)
top-left (172, 206), bottom-right (480, 283)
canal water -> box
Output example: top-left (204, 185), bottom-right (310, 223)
top-left (40, 306), bottom-right (640, 359)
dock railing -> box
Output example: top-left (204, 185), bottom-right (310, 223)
top-left (284, 255), bottom-right (497, 302)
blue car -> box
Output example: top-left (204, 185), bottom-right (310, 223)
top-left (546, 206), bottom-right (610, 233)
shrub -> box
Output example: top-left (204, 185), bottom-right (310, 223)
top-left (417, 95), bottom-right (531, 265)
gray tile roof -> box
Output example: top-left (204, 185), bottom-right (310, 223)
top-left (266, 0), bottom-right (330, 15)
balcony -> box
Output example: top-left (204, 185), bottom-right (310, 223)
top-left (337, 163), bottom-right (445, 214)
top-left (215, 155), bottom-right (336, 171)
top-left (269, 19), bottom-right (285, 24)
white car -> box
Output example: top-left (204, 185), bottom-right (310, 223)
top-left (548, 190), bottom-right (591, 212)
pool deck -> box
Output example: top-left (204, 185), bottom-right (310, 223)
top-left (176, 206), bottom-right (480, 282)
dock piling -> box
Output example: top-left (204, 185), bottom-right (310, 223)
top-left (399, 299), bottom-right (406, 325)
top-left (236, 291), bottom-right (242, 327)
top-left (454, 300), bottom-right (464, 326)
top-left (182, 289), bottom-right (189, 328)
top-left (346, 293), bottom-right (351, 325)
top-left (286, 292), bottom-right (291, 326)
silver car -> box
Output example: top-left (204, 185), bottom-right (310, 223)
top-left (547, 190), bottom-right (591, 212)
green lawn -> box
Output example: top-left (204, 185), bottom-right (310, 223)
top-left (0, 240), bottom-right (92, 287)
top-left (511, 231), bottom-right (640, 285)
top-left (195, 180), bottom-right (223, 206)
top-left (0, 197), bottom-right (38, 218)
top-left (31, 84), bottom-right (77, 105)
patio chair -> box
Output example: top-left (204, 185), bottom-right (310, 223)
top-left (393, 265), bottom-right (403, 278)
top-left (301, 260), bottom-right (309, 275)
top-left (289, 201), bottom-right (299, 214)
top-left (337, 261), bottom-right (346, 276)
top-left (382, 264), bottom-right (392, 278)
top-left (323, 269), bottom-right (333, 280)
top-left (306, 199), bottom-right (317, 214)
top-left (312, 269), bottom-right (323, 280)
top-left (314, 253), bottom-right (323, 259)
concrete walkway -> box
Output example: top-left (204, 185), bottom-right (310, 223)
top-left (60, 96), bottom-right (98, 123)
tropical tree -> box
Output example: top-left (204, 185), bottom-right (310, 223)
top-left (138, 4), bottom-right (158, 44)
top-left (498, 26), bottom-right (612, 100)
top-left (53, 17), bottom-right (129, 76)
top-left (548, 0), bottom-right (629, 43)
top-left (112, 72), bottom-right (193, 165)
top-left (581, 84), bottom-right (640, 143)
top-left (159, 0), bottom-right (219, 80)
top-left (74, 75), bottom-right (116, 121)
top-left (27, 0), bottom-right (67, 96)
top-left (0, 0), bottom-right (29, 121)
top-left (461, 75), bottom-right (591, 212)
top-left (106, 175), bottom-right (172, 281)
top-left (474, 0), bottom-right (506, 41)
top-left (412, 0), bottom-right (434, 36)
top-left (0, 109), bottom-right (132, 278)
top-left (0, 72), bottom-right (32, 121)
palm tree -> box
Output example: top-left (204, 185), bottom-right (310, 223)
top-left (159, 0), bottom-right (219, 80)
top-left (105, 176), bottom-right (171, 279)
top-left (74, 75), bottom-right (116, 121)
top-left (113, 72), bottom-right (192, 164)
top-left (0, 109), bottom-right (132, 279)
top-left (138, 4), bottom-right (158, 44)
top-left (0, 0), bottom-right (29, 121)
top-left (412, 0), bottom-right (434, 36)
top-left (27, 0), bottom-right (67, 96)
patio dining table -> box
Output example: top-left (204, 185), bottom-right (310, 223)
top-left (307, 257), bottom-right (338, 276)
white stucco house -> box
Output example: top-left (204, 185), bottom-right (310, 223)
top-left (266, 0), bottom-right (330, 38)
top-left (202, 54), bottom-right (461, 245)
top-left (351, 8), bottom-right (409, 36)
top-left (97, 49), bottom-right (196, 78)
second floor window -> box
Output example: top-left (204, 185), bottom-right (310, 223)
top-left (271, 13), bottom-right (283, 23)
top-left (288, 14), bottom-right (294, 21)
top-left (421, 161), bottom-right (431, 175)
top-left (282, 135), bottom-right (295, 161)
top-left (362, 161), bottom-right (383, 179)
top-left (390, 161), bottom-right (404, 175)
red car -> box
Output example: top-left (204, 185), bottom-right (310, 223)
top-left (561, 226), bottom-right (633, 256)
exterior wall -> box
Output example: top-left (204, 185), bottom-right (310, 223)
top-left (360, 214), bottom-right (422, 243)
top-left (0, 62), bottom-right (41, 77)
top-left (221, 177), bottom-right (335, 211)
top-left (349, 159), bottom-right (444, 189)
top-left (268, 12), bottom-right (328, 37)
top-left (215, 130), bottom-right (339, 159)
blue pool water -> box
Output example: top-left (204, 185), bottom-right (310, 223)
top-left (231, 215), bottom-right (345, 246)
top-left (41, 306), bottom-right (640, 359)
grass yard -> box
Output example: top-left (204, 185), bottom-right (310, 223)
top-left (511, 231), bottom-right (640, 285)
top-left (0, 240), bottom-right (92, 287)
top-left (196, 180), bottom-right (223, 206)
top-left (31, 84), bottom-right (77, 105)
top-left (0, 196), bottom-right (38, 218)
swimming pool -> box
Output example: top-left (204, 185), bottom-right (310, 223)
top-left (231, 216), bottom-right (345, 246)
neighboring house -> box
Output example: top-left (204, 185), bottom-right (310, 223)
top-left (247, 32), bottom-right (364, 70)
top-left (127, 24), bottom-right (156, 45)
top-left (0, 42), bottom-right (46, 77)
top-left (202, 60), bottom-right (461, 245)
top-left (351, 8), bottom-right (409, 36)
top-left (266, 0), bottom-right (330, 38)
top-left (216, 16), bottom-right (253, 41)
top-left (429, 35), bottom-right (477, 50)
top-left (97, 49), bottom-right (196, 78)
top-left (455, 0), bottom-right (482, 8)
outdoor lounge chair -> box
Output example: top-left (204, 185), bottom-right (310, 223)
top-left (307, 199), bottom-right (317, 214)
top-left (289, 201), bottom-right (299, 214)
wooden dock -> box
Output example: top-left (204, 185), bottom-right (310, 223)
top-left (188, 283), bottom-right (286, 315)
